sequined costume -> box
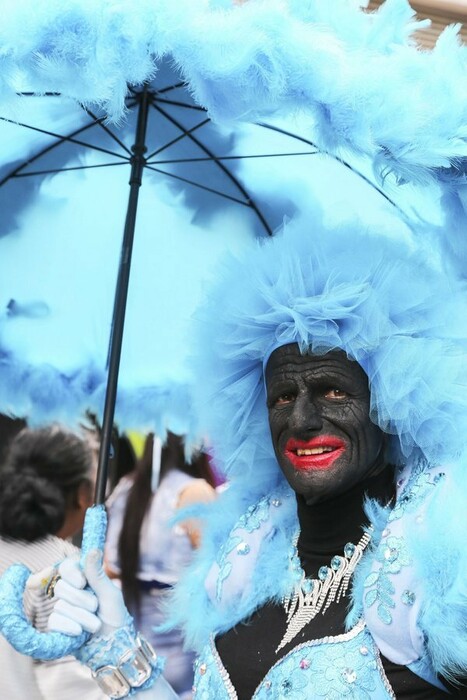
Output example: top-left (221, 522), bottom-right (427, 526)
top-left (189, 462), bottom-right (453, 698)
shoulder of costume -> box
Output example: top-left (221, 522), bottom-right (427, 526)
top-left (349, 456), bottom-right (467, 682)
top-left (164, 480), bottom-right (298, 651)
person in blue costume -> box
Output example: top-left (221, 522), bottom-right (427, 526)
top-left (37, 218), bottom-right (467, 699)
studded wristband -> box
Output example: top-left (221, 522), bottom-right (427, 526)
top-left (77, 624), bottom-right (165, 698)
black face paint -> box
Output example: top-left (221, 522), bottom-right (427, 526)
top-left (265, 344), bottom-right (384, 505)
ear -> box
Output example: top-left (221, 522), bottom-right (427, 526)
top-left (76, 479), bottom-right (93, 510)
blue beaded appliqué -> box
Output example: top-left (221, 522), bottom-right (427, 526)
top-left (363, 535), bottom-right (411, 625)
top-left (254, 624), bottom-right (393, 699)
top-left (390, 461), bottom-right (445, 523)
top-left (363, 462), bottom-right (445, 625)
top-left (193, 622), bottom-right (395, 699)
top-left (214, 494), bottom-right (278, 602)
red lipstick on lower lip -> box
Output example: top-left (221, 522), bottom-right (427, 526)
top-left (284, 436), bottom-right (346, 471)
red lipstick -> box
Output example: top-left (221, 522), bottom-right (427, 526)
top-left (284, 436), bottom-right (346, 471)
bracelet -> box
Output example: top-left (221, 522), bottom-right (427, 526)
top-left (93, 634), bottom-right (164, 698)
top-left (77, 624), bottom-right (164, 699)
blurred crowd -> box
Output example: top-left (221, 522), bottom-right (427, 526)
top-left (0, 414), bottom-right (219, 700)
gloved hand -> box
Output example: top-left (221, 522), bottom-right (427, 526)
top-left (47, 549), bottom-right (130, 637)
top-left (45, 550), bottom-right (173, 698)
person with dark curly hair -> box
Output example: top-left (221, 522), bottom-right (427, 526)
top-left (0, 425), bottom-right (106, 700)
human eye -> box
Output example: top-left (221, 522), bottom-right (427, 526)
top-left (267, 384), bottom-right (296, 408)
top-left (274, 393), bottom-right (296, 406)
top-left (323, 387), bottom-right (348, 400)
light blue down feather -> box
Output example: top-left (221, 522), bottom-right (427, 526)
top-left (0, 0), bottom-right (465, 186)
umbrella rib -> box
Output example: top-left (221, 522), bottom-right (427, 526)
top-left (13, 162), bottom-right (128, 177)
top-left (156, 81), bottom-right (186, 94)
top-left (152, 97), bottom-right (207, 112)
top-left (17, 92), bottom-right (63, 96)
top-left (3, 92), bottom-right (134, 172)
top-left (127, 81), bottom-right (186, 96)
top-left (256, 122), bottom-right (320, 147)
top-left (0, 117), bottom-right (129, 186)
top-left (257, 121), bottom-right (399, 210)
top-left (333, 156), bottom-right (398, 210)
top-left (151, 103), bottom-right (273, 235)
top-left (147, 150), bottom-right (318, 165)
top-left (80, 106), bottom-right (134, 156)
top-left (145, 164), bottom-right (252, 206)
top-left (146, 113), bottom-right (211, 159)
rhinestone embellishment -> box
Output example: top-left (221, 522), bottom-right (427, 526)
top-left (236, 542), bottom-right (250, 556)
top-left (318, 566), bottom-right (329, 581)
top-left (277, 529), bottom-right (372, 652)
top-left (331, 555), bottom-right (343, 571)
top-left (342, 668), bottom-right (357, 684)
top-left (401, 590), bottom-right (416, 606)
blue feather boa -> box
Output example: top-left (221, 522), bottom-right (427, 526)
top-left (0, 0), bottom-right (466, 186)
top-left (0, 348), bottom-right (197, 437)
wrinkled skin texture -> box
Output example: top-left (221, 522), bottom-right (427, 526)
top-left (266, 344), bottom-right (384, 505)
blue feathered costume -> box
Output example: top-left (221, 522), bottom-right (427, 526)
top-left (165, 215), bottom-right (467, 698)
top-left (0, 1), bottom-right (466, 697)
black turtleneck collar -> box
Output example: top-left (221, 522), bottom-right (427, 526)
top-left (296, 464), bottom-right (395, 567)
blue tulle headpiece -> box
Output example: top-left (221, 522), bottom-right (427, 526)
top-left (190, 213), bottom-right (467, 499)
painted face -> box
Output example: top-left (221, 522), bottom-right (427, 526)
top-left (266, 344), bottom-right (384, 505)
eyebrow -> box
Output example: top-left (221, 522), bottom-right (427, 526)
top-left (267, 366), bottom-right (367, 389)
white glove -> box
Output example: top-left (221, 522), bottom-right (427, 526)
top-left (46, 550), bottom-right (179, 699)
top-left (48, 550), bottom-right (128, 637)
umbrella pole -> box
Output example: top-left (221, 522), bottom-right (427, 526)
top-left (94, 86), bottom-right (150, 504)
top-left (0, 88), bottom-right (154, 661)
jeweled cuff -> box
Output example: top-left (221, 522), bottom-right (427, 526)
top-left (78, 624), bottom-right (165, 698)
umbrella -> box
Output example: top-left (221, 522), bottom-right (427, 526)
top-left (0, 59), bottom-right (409, 464)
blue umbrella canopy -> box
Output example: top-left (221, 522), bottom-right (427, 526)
top-left (0, 68), bottom-right (290, 434)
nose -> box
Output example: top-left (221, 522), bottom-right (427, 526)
top-left (289, 393), bottom-right (323, 433)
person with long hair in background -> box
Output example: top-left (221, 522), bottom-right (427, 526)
top-left (104, 431), bottom-right (217, 699)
